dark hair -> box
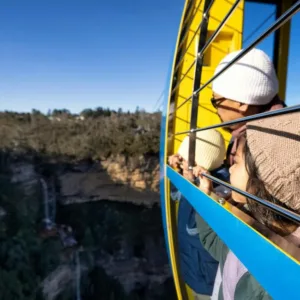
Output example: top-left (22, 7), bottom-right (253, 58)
top-left (244, 139), bottom-right (296, 235)
top-left (257, 95), bottom-right (286, 113)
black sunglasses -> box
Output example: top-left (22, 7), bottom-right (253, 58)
top-left (211, 97), bottom-right (226, 109)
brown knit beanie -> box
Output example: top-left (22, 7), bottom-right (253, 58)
top-left (246, 111), bottom-right (300, 211)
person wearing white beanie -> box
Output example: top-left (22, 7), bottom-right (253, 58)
top-left (168, 129), bottom-right (230, 300)
top-left (177, 129), bottom-right (226, 171)
top-left (213, 48), bottom-right (279, 107)
top-left (211, 48), bottom-right (285, 165)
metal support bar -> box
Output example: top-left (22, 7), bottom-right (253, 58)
top-left (199, 0), bottom-right (242, 57)
top-left (273, 0), bottom-right (293, 101)
top-left (178, 0), bottom-right (204, 51)
top-left (171, 0), bottom-right (241, 97)
top-left (188, 0), bottom-right (213, 170)
top-left (175, 104), bottom-right (300, 135)
top-left (183, 0), bottom-right (198, 26)
top-left (173, 0), bottom-right (215, 75)
top-left (243, 10), bottom-right (276, 45)
top-left (173, 1), bottom-right (300, 113)
top-left (202, 173), bottom-right (300, 225)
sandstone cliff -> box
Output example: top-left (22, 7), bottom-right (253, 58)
top-left (10, 154), bottom-right (160, 207)
top-left (1, 153), bottom-right (173, 300)
top-left (59, 155), bottom-right (160, 207)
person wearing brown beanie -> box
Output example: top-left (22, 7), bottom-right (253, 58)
top-left (193, 111), bottom-right (300, 300)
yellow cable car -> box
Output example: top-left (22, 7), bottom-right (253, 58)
top-left (159, 0), bottom-right (300, 299)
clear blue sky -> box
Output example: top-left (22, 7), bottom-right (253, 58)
top-left (0, 1), bottom-right (299, 114)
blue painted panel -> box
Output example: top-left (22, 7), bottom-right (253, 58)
top-left (167, 166), bottom-right (300, 300)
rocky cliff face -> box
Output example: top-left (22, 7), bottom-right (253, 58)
top-left (59, 155), bottom-right (160, 207)
top-left (1, 154), bottom-right (173, 300)
top-left (10, 161), bottom-right (39, 195)
top-left (9, 154), bottom-right (160, 207)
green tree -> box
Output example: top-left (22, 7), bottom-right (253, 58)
top-left (0, 270), bottom-right (23, 300)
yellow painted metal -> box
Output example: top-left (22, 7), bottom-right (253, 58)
top-left (274, 0), bottom-right (293, 101)
top-left (165, 1), bottom-right (245, 299)
top-left (165, 179), bottom-right (188, 300)
top-left (164, 1), bottom-right (296, 298)
top-left (172, 0), bottom-right (245, 154)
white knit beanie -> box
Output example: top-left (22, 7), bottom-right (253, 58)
top-left (177, 129), bottom-right (225, 171)
top-left (212, 48), bottom-right (279, 105)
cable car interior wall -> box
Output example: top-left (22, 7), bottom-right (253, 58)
top-left (159, 0), bottom-right (300, 299)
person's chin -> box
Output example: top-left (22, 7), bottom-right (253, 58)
top-left (232, 192), bottom-right (247, 204)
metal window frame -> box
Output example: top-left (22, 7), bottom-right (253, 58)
top-left (172, 0), bottom-right (300, 222)
top-left (173, 1), bottom-right (300, 111)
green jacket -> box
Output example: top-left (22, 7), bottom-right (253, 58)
top-left (195, 213), bottom-right (272, 300)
